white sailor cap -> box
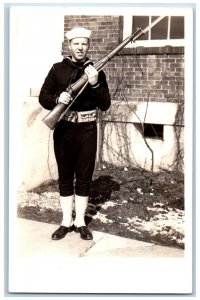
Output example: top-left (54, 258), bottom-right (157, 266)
top-left (65, 27), bottom-right (92, 41)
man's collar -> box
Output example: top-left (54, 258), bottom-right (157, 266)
top-left (63, 56), bottom-right (92, 68)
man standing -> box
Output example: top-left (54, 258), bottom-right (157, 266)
top-left (39, 27), bottom-right (111, 240)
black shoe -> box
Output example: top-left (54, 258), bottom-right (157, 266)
top-left (74, 226), bottom-right (93, 240)
top-left (51, 225), bottom-right (74, 240)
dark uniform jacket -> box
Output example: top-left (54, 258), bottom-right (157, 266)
top-left (39, 56), bottom-right (111, 112)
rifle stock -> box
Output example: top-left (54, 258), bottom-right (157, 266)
top-left (42, 16), bottom-right (165, 129)
top-left (42, 74), bottom-right (88, 129)
top-left (42, 103), bottom-right (67, 130)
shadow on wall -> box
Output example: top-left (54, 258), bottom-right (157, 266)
top-left (20, 99), bottom-right (58, 192)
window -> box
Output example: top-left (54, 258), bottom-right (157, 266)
top-left (143, 124), bottom-right (164, 140)
top-left (135, 123), bottom-right (164, 140)
top-left (123, 14), bottom-right (184, 48)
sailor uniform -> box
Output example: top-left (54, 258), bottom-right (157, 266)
top-left (39, 56), bottom-right (111, 197)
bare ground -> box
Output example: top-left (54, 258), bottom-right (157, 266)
top-left (17, 163), bottom-right (184, 249)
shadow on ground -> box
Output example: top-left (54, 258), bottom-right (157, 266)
top-left (17, 164), bottom-right (184, 249)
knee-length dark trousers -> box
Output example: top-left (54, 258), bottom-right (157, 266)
top-left (53, 120), bottom-right (97, 197)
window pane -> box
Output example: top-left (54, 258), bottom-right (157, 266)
top-left (170, 16), bottom-right (184, 39)
top-left (132, 16), bottom-right (149, 40)
top-left (151, 16), bottom-right (168, 40)
top-left (144, 124), bottom-right (164, 140)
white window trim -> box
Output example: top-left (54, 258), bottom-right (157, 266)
top-left (123, 14), bottom-right (185, 48)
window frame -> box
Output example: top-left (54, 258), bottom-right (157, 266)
top-left (123, 13), bottom-right (185, 49)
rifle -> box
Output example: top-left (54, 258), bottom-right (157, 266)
top-left (42, 16), bottom-right (165, 129)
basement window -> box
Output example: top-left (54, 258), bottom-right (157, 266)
top-left (134, 123), bottom-right (164, 140)
top-left (143, 123), bottom-right (164, 140)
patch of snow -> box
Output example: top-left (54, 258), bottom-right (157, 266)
top-left (125, 209), bottom-right (184, 241)
top-left (92, 212), bottom-right (113, 224)
top-left (101, 201), bottom-right (116, 209)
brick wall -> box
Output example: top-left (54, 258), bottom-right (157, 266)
top-left (63, 15), bottom-right (184, 106)
top-left (63, 15), bottom-right (184, 171)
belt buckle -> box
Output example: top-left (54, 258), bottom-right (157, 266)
top-left (79, 111), bottom-right (96, 122)
top-left (65, 111), bottom-right (78, 123)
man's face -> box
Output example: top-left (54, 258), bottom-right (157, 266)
top-left (69, 37), bottom-right (90, 62)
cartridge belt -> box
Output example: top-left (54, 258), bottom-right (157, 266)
top-left (62, 109), bottom-right (97, 123)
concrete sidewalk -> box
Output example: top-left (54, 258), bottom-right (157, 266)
top-left (8, 218), bottom-right (185, 294)
top-left (15, 217), bottom-right (184, 258)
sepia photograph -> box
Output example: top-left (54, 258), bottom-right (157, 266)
top-left (6, 2), bottom-right (195, 296)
